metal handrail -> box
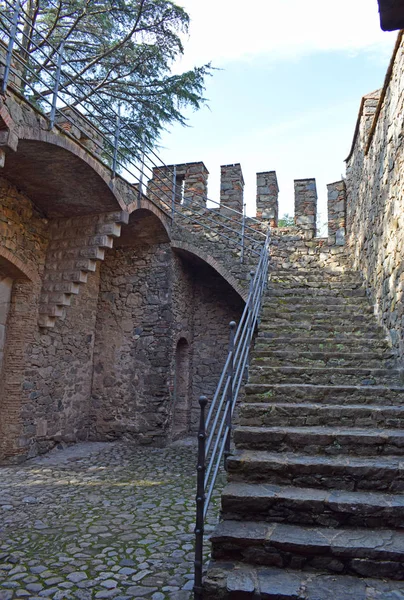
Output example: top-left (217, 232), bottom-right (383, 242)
top-left (194, 227), bottom-right (271, 599)
top-left (0, 0), bottom-right (266, 264)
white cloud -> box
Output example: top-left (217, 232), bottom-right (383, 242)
top-left (174, 0), bottom-right (396, 69)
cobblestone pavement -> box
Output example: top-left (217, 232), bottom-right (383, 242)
top-left (0, 440), bottom-right (223, 600)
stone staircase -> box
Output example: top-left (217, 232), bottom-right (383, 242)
top-left (204, 260), bottom-right (404, 599)
top-left (38, 210), bottom-right (129, 328)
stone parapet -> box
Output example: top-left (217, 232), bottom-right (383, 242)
top-left (256, 171), bottom-right (278, 226)
top-left (327, 180), bottom-right (346, 246)
top-left (54, 107), bottom-right (104, 158)
top-left (294, 178), bottom-right (317, 239)
top-left (220, 163), bottom-right (244, 216)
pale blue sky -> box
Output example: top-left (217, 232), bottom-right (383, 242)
top-left (158, 0), bottom-right (397, 225)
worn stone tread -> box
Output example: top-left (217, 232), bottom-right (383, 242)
top-left (244, 383), bottom-right (404, 405)
top-left (226, 449), bottom-right (404, 491)
top-left (238, 402), bottom-right (404, 429)
top-left (234, 425), bottom-right (404, 455)
top-left (221, 481), bottom-right (404, 527)
top-left (211, 520), bottom-right (404, 577)
top-left (248, 365), bottom-right (402, 386)
top-left (204, 560), bottom-right (404, 599)
top-left (251, 350), bottom-right (394, 362)
top-left (255, 335), bottom-right (389, 348)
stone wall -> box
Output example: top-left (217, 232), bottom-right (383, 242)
top-left (190, 262), bottom-right (245, 430)
top-left (91, 212), bottom-right (174, 444)
top-left (0, 177), bottom-right (48, 462)
top-left (345, 32), bottom-right (404, 362)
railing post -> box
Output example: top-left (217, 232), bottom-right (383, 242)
top-left (245, 270), bottom-right (255, 379)
top-left (137, 133), bottom-right (146, 207)
top-left (171, 165), bottom-right (177, 218)
top-left (224, 321), bottom-right (236, 464)
top-left (194, 395), bottom-right (207, 600)
top-left (1, 0), bottom-right (21, 95)
top-left (240, 202), bottom-right (246, 264)
top-left (49, 39), bottom-right (65, 130)
top-left (111, 104), bottom-right (121, 179)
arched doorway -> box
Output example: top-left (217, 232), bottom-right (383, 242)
top-left (172, 337), bottom-right (191, 440)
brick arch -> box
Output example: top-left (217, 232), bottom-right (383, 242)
top-left (0, 246), bottom-right (40, 283)
top-left (12, 126), bottom-right (126, 214)
top-left (126, 199), bottom-right (172, 239)
top-left (170, 240), bottom-right (247, 302)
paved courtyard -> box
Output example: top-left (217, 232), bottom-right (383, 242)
top-left (0, 440), bottom-right (222, 600)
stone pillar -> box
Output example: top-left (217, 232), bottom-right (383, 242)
top-left (327, 180), bottom-right (346, 246)
top-left (182, 162), bottom-right (209, 207)
top-left (294, 178), bottom-right (317, 239)
top-left (148, 166), bottom-right (174, 208)
top-left (220, 163), bottom-right (244, 216)
top-left (256, 171), bottom-right (279, 226)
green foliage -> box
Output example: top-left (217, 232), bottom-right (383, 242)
top-left (4, 0), bottom-right (211, 153)
top-left (278, 213), bottom-right (295, 227)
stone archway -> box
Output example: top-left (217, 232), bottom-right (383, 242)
top-left (172, 337), bottom-right (191, 440)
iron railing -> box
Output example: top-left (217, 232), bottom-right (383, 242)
top-left (0, 0), bottom-right (266, 263)
top-left (194, 227), bottom-right (271, 599)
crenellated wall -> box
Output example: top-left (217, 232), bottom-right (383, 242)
top-left (345, 32), bottom-right (404, 363)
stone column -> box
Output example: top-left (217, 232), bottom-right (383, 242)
top-left (327, 180), bottom-right (346, 246)
top-left (182, 162), bottom-right (209, 208)
top-left (220, 163), bottom-right (244, 216)
top-left (256, 171), bottom-right (279, 226)
top-left (148, 166), bottom-right (174, 208)
top-left (294, 178), bottom-right (317, 239)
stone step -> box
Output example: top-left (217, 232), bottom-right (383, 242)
top-left (226, 449), bottom-right (404, 492)
top-left (234, 425), bottom-right (404, 456)
top-left (43, 270), bottom-right (88, 284)
top-left (248, 366), bottom-right (402, 386)
top-left (253, 337), bottom-right (390, 353)
top-left (258, 324), bottom-right (384, 339)
top-left (42, 281), bottom-right (80, 294)
top-left (267, 287), bottom-right (366, 298)
top-left (204, 560), bottom-right (404, 599)
top-left (250, 351), bottom-right (395, 369)
top-left (39, 292), bottom-right (72, 306)
top-left (261, 312), bottom-right (375, 325)
top-left (220, 481), bottom-right (404, 528)
top-left (47, 246), bottom-right (105, 262)
top-left (262, 303), bottom-right (373, 316)
top-left (96, 222), bottom-right (121, 237)
top-left (263, 295), bottom-right (369, 307)
top-left (244, 383), bottom-right (404, 406)
top-left (48, 234), bottom-right (114, 251)
top-left (38, 304), bottom-right (66, 318)
top-left (38, 314), bottom-right (56, 328)
top-left (267, 279), bottom-right (364, 291)
top-left (45, 258), bottom-right (97, 273)
top-left (210, 520), bottom-right (404, 579)
top-left (238, 402), bottom-right (404, 429)
top-left (269, 271), bottom-right (362, 284)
